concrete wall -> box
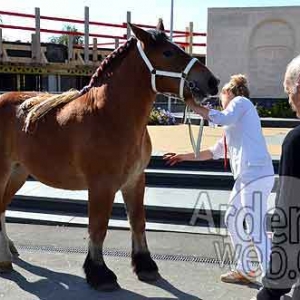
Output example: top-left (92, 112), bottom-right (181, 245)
top-left (207, 6), bottom-right (300, 98)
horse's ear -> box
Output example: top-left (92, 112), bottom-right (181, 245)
top-left (157, 18), bottom-right (165, 32)
top-left (128, 23), bottom-right (152, 45)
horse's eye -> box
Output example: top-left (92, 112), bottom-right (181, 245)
top-left (163, 50), bottom-right (174, 58)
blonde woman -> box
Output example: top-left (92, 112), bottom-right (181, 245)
top-left (164, 75), bottom-right (274, 284)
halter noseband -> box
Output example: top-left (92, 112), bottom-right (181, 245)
top-left (136, 40), bottom-right (198, 99)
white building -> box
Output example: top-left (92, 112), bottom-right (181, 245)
top-left (207, 6), bottom-right (300, 98)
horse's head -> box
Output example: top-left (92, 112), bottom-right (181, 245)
top-left (129, 20), bottom-right (219, 103)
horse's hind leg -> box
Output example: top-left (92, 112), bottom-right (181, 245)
top-left (0, 163), bottom-right (29, 268)
top-left (0, 163), bottom-right (13, 272)
top-left (0, 164), bottom-right (28, 272)
top-left (121, 173), bottom-right (160, 282)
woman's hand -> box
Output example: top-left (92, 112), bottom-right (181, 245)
top-left (185, 98), bottom-right (210, 120)
top-left (163, 153), bottom-right (186, 166)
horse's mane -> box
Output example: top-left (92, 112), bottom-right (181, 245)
top-left (19, 37), bottom-right (138, 132)
top-left (80, 30), bottom-right (168, 93)
top-left (79, 37), bottom-right (137, 94)
top-left (19, 29), bottom-right (169, 132)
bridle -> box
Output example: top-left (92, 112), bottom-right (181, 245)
top-left (137, 39), bottom-right (205, 159)
top-left (136, 40), bottom-right (200, 99)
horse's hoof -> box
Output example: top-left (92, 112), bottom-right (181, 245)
top-left (0, 261), bottom-right (13, 273)
top-left (96, 281), bottom-right (121, 292)
top-left (137, 270), bottom-right (161, 282)
top-left (83, 252), bottom-right (119, 291)
top-left (132, 252), bottom-right (159, 281)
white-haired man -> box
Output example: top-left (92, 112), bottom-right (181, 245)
top-left (254, 55), bottom-right (300, 299)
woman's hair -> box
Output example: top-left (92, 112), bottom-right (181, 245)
top-left (222, 74), bottom-right (250, 98)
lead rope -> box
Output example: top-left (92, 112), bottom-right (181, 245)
top-left (224, 134), bottom-right (228, 170)
top-left (184, 105), bottom-right (204, 159)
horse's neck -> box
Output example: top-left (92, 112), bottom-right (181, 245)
top-left (94, 46), bottom-right (155, 129)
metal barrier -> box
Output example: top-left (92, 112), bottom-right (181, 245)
top-left (0, 7), bottom-right (207, 64)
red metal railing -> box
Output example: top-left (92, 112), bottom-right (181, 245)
top-left (0, 24), bottom-right (126, 40)
top-left (0, 9), bottom-right (207, 49)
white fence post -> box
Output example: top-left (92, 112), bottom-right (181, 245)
top-left (84, 6), bottom-right (89, 64)
top-left (127, 11), bottom-right (131, 39)
top-left (115, 38), bottom-right (120, 49)
top-left (92, 38), bottom-right (98, 62)
top-left (68, 35), bottom-right (74, 62)
top-left (35, 7), bottom-right (41, 62)
top-left (189, 22), bottom-right (193, 55)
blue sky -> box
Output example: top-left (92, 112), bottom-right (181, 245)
top-left (1, 0), bottom-right (300, 53)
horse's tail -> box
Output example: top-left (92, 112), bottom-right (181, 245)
top-left (17, 93), bottom-right (51, 118)
top-left (20, 90), bottom-right (81, 132)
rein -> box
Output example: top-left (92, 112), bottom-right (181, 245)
top-left (184, 106), bottom-right (204, 159)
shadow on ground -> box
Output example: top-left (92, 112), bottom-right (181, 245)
top-left (0, 257), bottom-right (201, 300)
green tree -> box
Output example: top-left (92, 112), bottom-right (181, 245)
top-left (49, 24), bottom-right (83, 45)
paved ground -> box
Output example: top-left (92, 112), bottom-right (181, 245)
top-left (1, 224), bottom-right (299, 300)
top-left (148, 124), bottom-right (289, 158)
top-left (0, 224), bottom-right (261, 300)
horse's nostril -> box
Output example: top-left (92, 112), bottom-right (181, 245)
top-left (188, 81), bottom-right (196, 89)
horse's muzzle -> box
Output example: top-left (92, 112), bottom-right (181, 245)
top-left (208, 76), bottom-right (220, 96)
top-left (184, 80), bottom-right (208, 104)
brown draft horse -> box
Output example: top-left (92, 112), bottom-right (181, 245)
top-left (0, 21), bottom-right (219, 290)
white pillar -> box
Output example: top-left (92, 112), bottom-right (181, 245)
top-left (127, 11), bottom-right (131, 39)
top-left (84, 6), bottom-right (89, 64)
top-left (68, 35), bottom-right (74, 62)
top-left (92, 38), bottom-right (98, 62)
top-left (168, 0), bottom-right (174, 112)
top-left (115, 38), bottom-right (120, 49)
top-left (189, 22), bottom-right (193, 55)
top-left (170, 0), bottom-right (174, 41)
top-left (35, 7), bottom-right (41, 62)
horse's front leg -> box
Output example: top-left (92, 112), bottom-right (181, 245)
top-left (122, 173), bottom-right (160, 282)
top-left (83, 184), bottom-right (119, 291)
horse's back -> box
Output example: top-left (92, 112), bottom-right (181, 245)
top-left (0, 91), bottom-right (40, 107)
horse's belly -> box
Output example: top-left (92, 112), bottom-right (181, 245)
top-left (16, 134), bottom-right (87, 189)
top-left (20, 154), bottom-right (87, 190)
top-left (30, 170), bottom-right (87, 190)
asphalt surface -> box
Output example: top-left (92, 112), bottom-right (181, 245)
top-left (0, 224), bottom-right (299, 300)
